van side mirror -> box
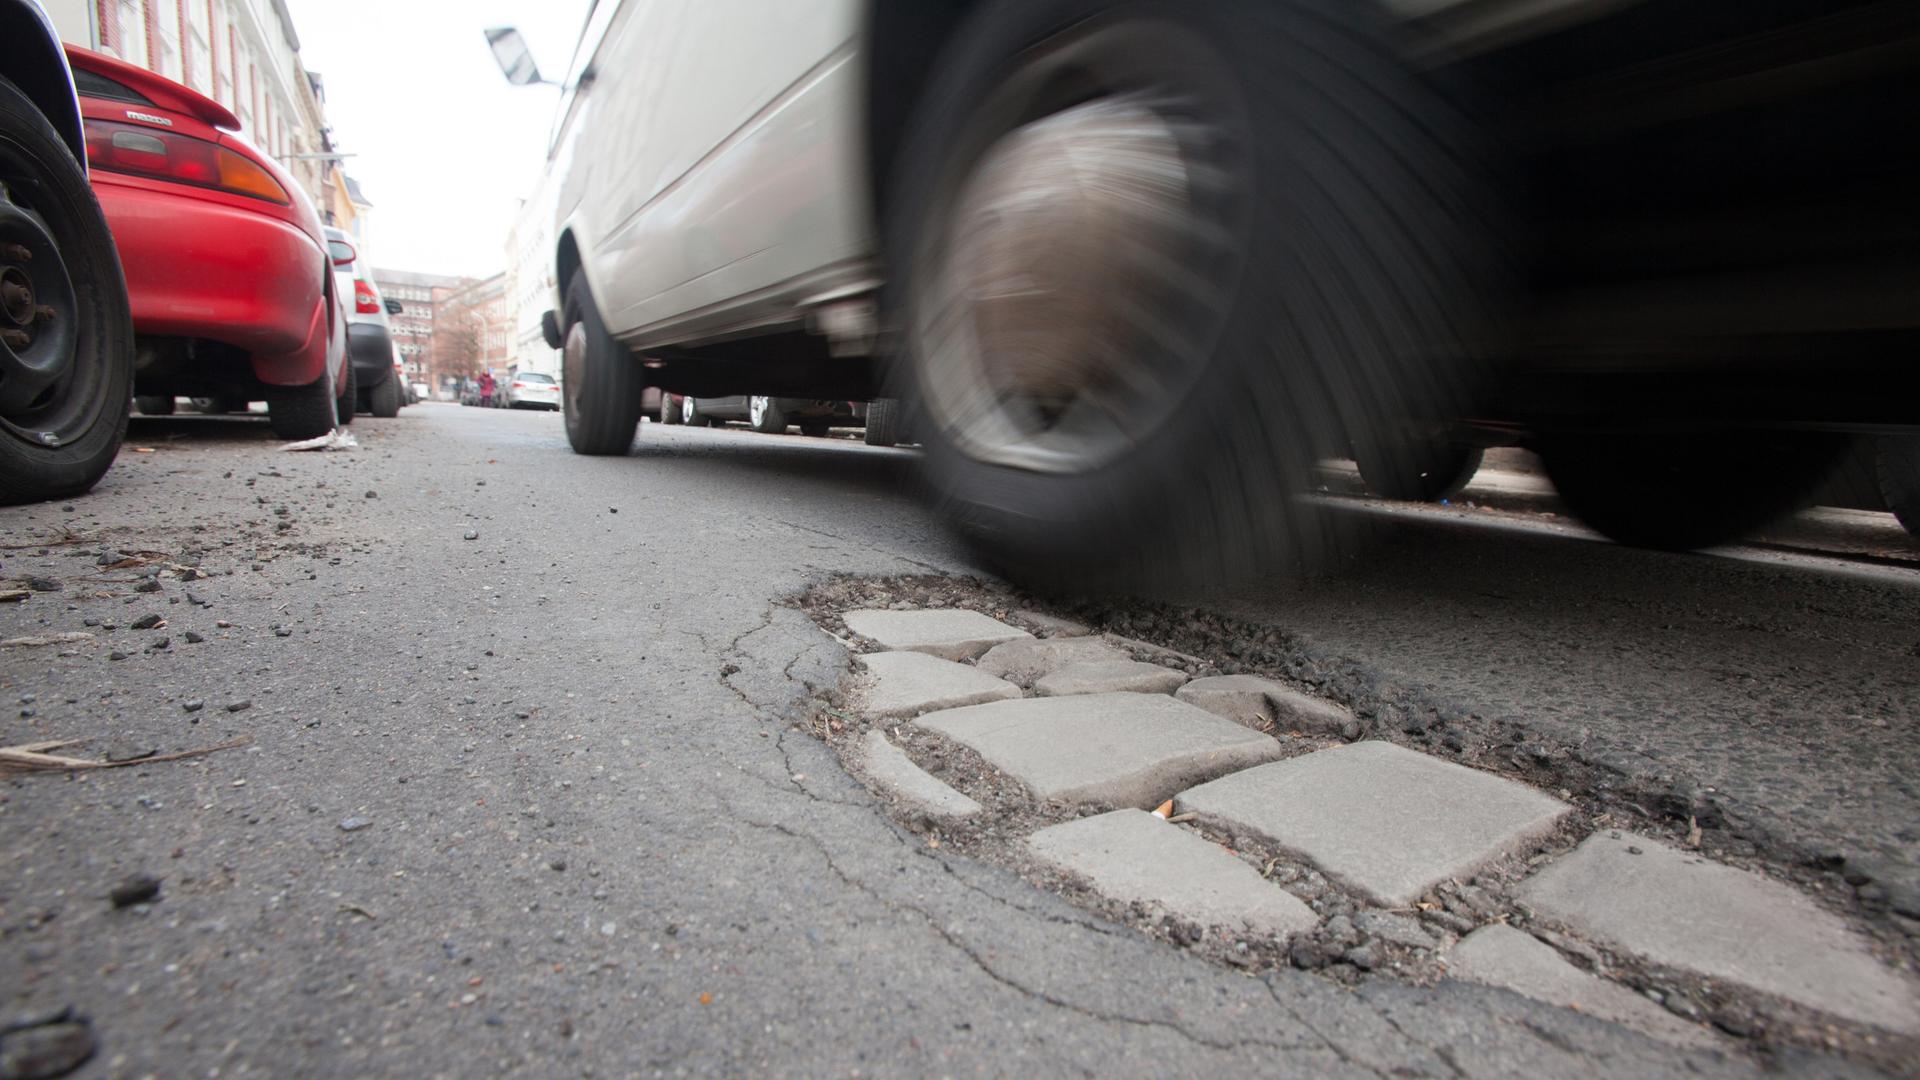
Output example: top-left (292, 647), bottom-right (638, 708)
top-left (327, 238), bottom-right (356, 267)
top-left (485, 27), bottom-right (548, 86)
top-left (384, 298), bottom-right (403, 315)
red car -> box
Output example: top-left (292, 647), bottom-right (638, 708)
top-left (66, 46), bottom-right (349, 440)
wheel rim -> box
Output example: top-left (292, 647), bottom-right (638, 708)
top-left (0, 160), bottom-right (88, 448)
top-left (749, 396), bottom-right (768, 427)
top-left (910, 20), bottom-right (1248, 475)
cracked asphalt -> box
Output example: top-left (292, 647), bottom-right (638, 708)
top-left (1, 405), bottom-right (1911, 1077)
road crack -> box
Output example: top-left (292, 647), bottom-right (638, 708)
top-left (730, 813), bottom-right (1304, 1056)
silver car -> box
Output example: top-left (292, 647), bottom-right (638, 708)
top-left (503, 371), bottom-right (560, 411)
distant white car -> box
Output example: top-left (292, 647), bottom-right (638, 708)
top-left (503, 371), bottom-right (560, 411)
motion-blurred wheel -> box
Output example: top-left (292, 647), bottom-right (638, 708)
top-left (885, 0), bottom-right (1505, 585)
top-left (0, 75), bottom-right (133, 505)
top-left (660, 393), bottom-right (682, 425)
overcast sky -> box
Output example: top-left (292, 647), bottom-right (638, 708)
top-left (283, 0), bottom-right (590, 277)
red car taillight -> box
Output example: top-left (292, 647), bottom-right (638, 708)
top-left (354, 280), bottom-right (379, 314)
top-left (83, 118), bottom-right (289, 204)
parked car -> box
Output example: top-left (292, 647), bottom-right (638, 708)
top-left (679, 394), bottom-right (902, 447)
top-left (683, 396), bottom-right (847, 436)
top-left (410, 381), bottom-right (430, 403)
top-left (503, 370), bottom-right (560, 410)
top-left (325, 226), bottom-right (405, 418)
top-left (71, 46), bottom-right (347, 440)
top-left (0, 1), bottom-right (134, 504)
top-left (494, 3), bottom-right (1920, 576)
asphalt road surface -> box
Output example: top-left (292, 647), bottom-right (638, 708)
top-left (2, 404), bottom-right (1914, 1078)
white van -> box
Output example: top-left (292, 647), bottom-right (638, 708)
top-left (492, 1), bottom-right (1920, 578)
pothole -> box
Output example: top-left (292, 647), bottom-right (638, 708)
top-left (788, 573), bottom-right (1920, 1072)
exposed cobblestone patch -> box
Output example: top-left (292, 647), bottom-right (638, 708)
top-left (852, 730), bottom-right (982, 819)
top-left (1177, 674), bottom-right (1354, 736)
top-left (790, 574), bottom-right (1920, 1071)
top-left (1027, 810), bottom-right (1319, 938)
top-left (1032, 659), bottom-right (1187, 697)
top-left (1449, 924), bottom-right (1722, 1049)
top-left (840, 608), bottom-right (1029, 661)
top-left (1519, 831), bottom-right (1920, 1035)
top-left (854, 650), bottom-right (1021, 718)
top-left (1179, 741), bottom-right (1572, 906)
top-left (917, 693), bottom-right (1282, 808)
top-left (976, 637), bottom-right (1133, 687)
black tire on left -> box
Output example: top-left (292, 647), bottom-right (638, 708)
top-left (333, 355), bottom-right (355, 427)
top-left (268, 372), bottom-right (340, 440)
top-left (560, 275), bottom-right (645, 455)
top-left (0, 75), bottom-right (133, 505)
top-left (883, 0), bottom-right (1508, 587)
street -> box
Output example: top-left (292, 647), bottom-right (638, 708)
top-left (2, 405), bottom-right (1917, 1078)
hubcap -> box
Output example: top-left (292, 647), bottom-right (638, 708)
top-left (749, 396), bottom-right (768, 427)
top-left (910, 23), bottom-right (1245, 475)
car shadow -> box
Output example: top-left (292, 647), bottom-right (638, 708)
top-left (625, 427), bottom-right (922, 494)
top-left (127, 415), bottom-right (289, 444)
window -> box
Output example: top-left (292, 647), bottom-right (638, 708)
top-left (155, 0), bottom-right (181, 82)
top-left (72, 69), bottom-right (154, 107)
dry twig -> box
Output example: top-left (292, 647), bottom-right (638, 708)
top-left (0, 736), bottom-right (250, 775)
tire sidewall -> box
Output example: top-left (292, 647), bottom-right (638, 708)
top-left (882, 0), bottom-right (1501, 581)
top-left (0, 75), bottom-right (133, 504)
top-left (561, 275), bottom-right (644, 454)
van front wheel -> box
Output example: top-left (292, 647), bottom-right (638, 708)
top-left (560, 275), bottom-right (645, 455)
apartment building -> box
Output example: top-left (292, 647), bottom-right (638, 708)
top-left (371, 268), bottom-right (466, 394)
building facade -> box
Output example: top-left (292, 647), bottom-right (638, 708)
top-left (505, 181), bottom-right (561, 379)
top-left (371, 268), bottom-right (467, 396)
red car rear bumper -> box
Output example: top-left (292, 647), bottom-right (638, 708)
top-left (94, 177), bottom-right (331, 387)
